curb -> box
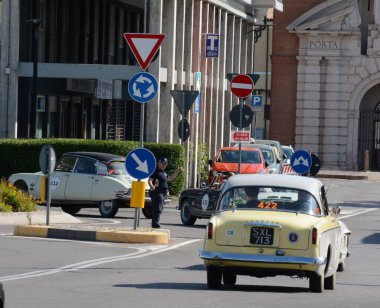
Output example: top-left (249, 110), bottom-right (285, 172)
top-left (316, 174), bottom-right (368, 180)
top-left (14, 225), bottom-right (170, 244)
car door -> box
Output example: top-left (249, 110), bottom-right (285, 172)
top-left (65, 157), bottom-right (97, 200)
top-left (51, 155), bottom-right (77, 200)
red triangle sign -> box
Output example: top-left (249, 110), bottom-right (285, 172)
top-left (123, 33), bottom-right (166, 71)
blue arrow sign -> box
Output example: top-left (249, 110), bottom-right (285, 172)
top-left (128, 72), bottom-right (158, 103)
top-left (125, 148), bottom-right (156, 179)
top-left (290, 150), bottom-right (312, 174)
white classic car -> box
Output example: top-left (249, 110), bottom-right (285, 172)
top-left (8, 152), bottom-right (152, 218)
top-left (199, 174), bottom-right (351, 292)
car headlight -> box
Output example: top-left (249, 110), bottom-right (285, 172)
top-left (268, 168), bottom-right (277, 174)
top-left (259, 169), bottom-right (265, 174)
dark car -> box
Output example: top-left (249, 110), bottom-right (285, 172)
top-left (177, 173), bottom-right (232, 226)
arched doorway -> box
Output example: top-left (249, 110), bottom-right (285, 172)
top-left (358, 84), bottom-right (380, 170)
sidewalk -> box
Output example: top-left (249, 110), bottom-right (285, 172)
top-left (316, 170), bottom-right (380, 180)
top-left (1, 210), bottom-right (170, 244)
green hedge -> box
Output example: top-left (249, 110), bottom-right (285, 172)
top-left (0, 139), bottom-right (185, 196)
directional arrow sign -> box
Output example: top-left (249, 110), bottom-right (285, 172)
top-left (128, 72), bottom-right (158, 103)
top-left (170, 90), bottom-right (200, 117)
top-left (230, 74), bottom-right (254, 98)
top-left (290, 150), bottom-right (312, 174)
top-left (123, 33), bottom-right (166, 71)
top-left (125, 148), bottom-right (156, 180)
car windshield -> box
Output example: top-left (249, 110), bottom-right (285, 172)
top-left (260, 149), bottom-right (274, 163)
top-left (217, 150), bottom-right (261, 164)
top-left (218, 186), bottom-right (322, 216)
top-left (283, 147), bottom-right (293, 159)
top-left (107, 161), bottom-right (128, 175)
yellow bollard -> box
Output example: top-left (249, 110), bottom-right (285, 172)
top-left (40, 176), bottom-right (46, 203)
top-left (130, 181), bottom-right (146, 208)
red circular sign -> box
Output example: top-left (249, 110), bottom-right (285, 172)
top-left (230, 74), bottom-right (254, 98)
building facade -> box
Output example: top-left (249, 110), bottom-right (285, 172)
top-left (0, 0), bottom-right (279, 186)
top-left (271, 0), bottom-right (380, 171)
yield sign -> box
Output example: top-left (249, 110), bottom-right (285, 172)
top-left (230, 74), bottom-right (254, 98)
top-left (123, 33), bottom-right (166, 71)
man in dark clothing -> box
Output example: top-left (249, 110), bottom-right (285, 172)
top-left (148, 157), bottom-right (182, 228)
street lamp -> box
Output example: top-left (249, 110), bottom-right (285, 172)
top-left (26, 18), bottom-right (44, 138)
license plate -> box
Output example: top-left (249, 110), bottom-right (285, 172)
top-left (250, 227), bottom-right (274, 245)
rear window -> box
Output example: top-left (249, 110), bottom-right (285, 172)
top-left (107, 161), bottom-right (127, 175)
top-left (283, 147), bottom-right (293, 159)
top-left (218, 186), bottom-right (322, 216)
top-left (216, 150), bottom-right (261, 164)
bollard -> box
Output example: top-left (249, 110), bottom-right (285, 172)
top-left (364, 150), bottom-right (370, 171)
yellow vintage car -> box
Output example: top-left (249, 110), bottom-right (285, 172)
top-left (199, 174), bottom-right (350, 293)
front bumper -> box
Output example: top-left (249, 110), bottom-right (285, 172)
top-left (199, 249), bottom-right (326, 266)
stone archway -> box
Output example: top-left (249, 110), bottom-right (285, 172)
top-left (348, 73), bottom-right (380, 170)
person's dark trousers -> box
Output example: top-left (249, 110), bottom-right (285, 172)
top-left (149, 190), bottom-right (165, 228)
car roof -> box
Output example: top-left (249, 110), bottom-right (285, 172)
top-left (222, 174), bottom-right (323, 201)
top-left (63, 152), bottom-right (124, 162)
top-left (234, 143), bottom-right (272, 149)
top-left (218, 147), bottom-right (261, 151)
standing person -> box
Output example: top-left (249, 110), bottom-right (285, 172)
top-left (148, 157), bottom-right (182, 228)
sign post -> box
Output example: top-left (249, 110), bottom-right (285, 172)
top-left (170, 90), bottom-right (199, 144)
top-left (230, 74), bottom-right (254, 174)
top-left (123, 32), bottom-right (165, 229)
top-left (39, 145), bottom-right (56, 225)
top-left (125, 148), bottom-right (156, 230)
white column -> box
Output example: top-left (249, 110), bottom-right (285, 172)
top-left (0, 0), bottom-right (20, 138)
top-left (217, 10), bottom-right (227, 150)
top-left (160, 0), bottom-right (177, 143)
top-left (146, 0), bottom-right (163, 142)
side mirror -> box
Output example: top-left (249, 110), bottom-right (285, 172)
top-left (282, 154), bottom-right (287, 160)
top-left (264, 161), bottom-right (269, 168)
top-left (200, 181), bottom-right (207, 188)
top-left (208, 159), bottom-right (213, 166)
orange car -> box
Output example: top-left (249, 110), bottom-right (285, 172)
top-left (208, 147), bottom-right (268, 182)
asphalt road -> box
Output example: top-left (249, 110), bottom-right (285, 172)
top-left (1, 178), bottom-right (380, 308)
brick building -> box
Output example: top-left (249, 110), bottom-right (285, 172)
top-left (271, 0), bottom-right (380, 171)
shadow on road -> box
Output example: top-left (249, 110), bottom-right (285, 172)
top-left (362, 232), bottom-right (380, 244)
top-left (113, 282), bottom-right (309, 293)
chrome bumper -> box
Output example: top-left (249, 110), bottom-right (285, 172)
top-left (199, 249), bottom-right (326, 265)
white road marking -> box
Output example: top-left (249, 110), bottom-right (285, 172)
top-left (338, 208), bottom-right (377, 220)
top-left (0, 239), bottom-right (200, 282)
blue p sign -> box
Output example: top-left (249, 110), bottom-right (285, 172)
top-left (251, 95), bottom-right (263, 110)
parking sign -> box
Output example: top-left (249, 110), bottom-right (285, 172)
top-left (251, 95), bottom-right (263, 111)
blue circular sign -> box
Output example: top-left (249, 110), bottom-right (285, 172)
top-left (290, 150), bottom-right (312, 174)
top-left (125, 148), bottom-right (156, 179)
top-left (128, 72), bottom-right (158, 103)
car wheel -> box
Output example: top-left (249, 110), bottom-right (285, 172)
top-left (180, 200), bottom-right (197, 226)
top-left (99, 200), bottom-right (119, 218)
top-left (207, 267), bottom-right (222, 289)
top-left (61, 206), bottom-right (81, 215)
top-left (142, 206), bottom-right (152, 219)
top-left (309, 272), bottom-right (324, 293)
top-left (223, 272), bottom-right (237, 286)
top-left (337, 260), bottom-right (345, 272)
top-left (13, 180), bottom-right (28, 193)
top-left (324, 272), bottom-right (336, 290)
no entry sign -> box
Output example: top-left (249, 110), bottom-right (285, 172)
top-left (230, 74), bottom-right (254, 98)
